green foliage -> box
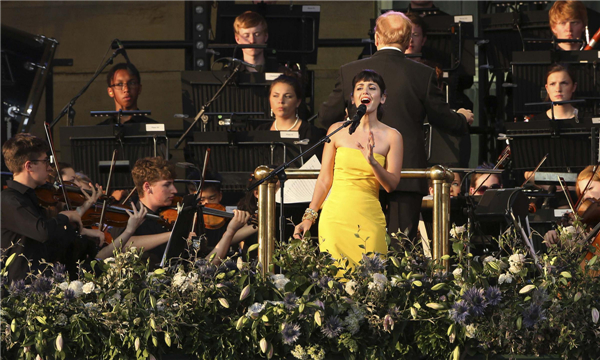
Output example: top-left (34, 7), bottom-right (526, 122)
top-left (1, 222), bottom-right (600, 359)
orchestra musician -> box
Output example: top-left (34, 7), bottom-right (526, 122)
top-left (110, 157), bottom-right (250, 268)
top-left (469, 164), bottom-right (503, 196)
top-left (98, 62), bottom-right (157, 125)
top-left (531, 64), bottom-right (579, 121)
top-left (549, 0), bottom-right (588, 51)
top-left (233, 11), bottom-right (279, 72)
top-left (0, 134), bottom-right (102, 284)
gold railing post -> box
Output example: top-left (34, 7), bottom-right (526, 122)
top-left (254, 165), bottom-right (277, 276)
top-left (430, 165), bottom-right (445, 263)
top-left (441, 169), bottom-right (454, 271)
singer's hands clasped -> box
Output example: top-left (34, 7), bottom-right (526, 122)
top-left (356, 131), bottom-right (376, 165)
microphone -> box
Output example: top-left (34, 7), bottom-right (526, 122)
top-left (115, 39), bottom-right (131, 64)
top-left (348, 104), bottom-right (367, 135)
top-left (229, 57), bottom-right (263, 72)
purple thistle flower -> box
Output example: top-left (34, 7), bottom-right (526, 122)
top-left (321, 315), bottom-right (344, 338)
top-left (283, 293), bottom-right (299, 310)
top-left (314, 299), bottom-right (325, 310)
top-left (463, 287), bottom-right (487, 317)
top-left (53, 263), bottom-right (67, 282)
top-left (318, 276), bottom-right (333, 289)
top-left (449, 300), bottom-right (469, 324)
top-left (64, 289), bottom-right (76, 301)
top-left (522, 304), bottom-right (546, 328)
top-left (484, 286), bottom-right (502, 306)
top-left (531, 288), bottom-right (548, 306)
top-left (360, 253), bottom-right (385, 275)
top-left (31, 276), bottom-right (53, 294)
top-left (281, 322), bottom-right (301, 345)
top-left (8, 280), bottom-right (26, 296)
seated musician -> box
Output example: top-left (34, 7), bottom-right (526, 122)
top-left (531, 64), bottom-right (579, 121)
top-left (255, 74), bottom-right (325, 159)
top-left (469, 164), bottom-right (502, 196)
top-left (233, 11), bottom-right (279, 72)
top-left (109, 157), bottom-right (250, 267)
top-left (549, 0), bottom-right (588, 51)
top-left (98, 62), bottom-right (157, 125)
top-left (428, 171), bottom-right (462, 197)
top-left (0, 134), bottom-right (102, 284)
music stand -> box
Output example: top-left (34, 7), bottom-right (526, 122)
top-left (160, 194), bottom-right (198, 267)
top-left (505, 118), bottom-right (598, 174)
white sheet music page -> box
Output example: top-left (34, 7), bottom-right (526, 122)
top-left (275, 155), bottom-right (321, 204)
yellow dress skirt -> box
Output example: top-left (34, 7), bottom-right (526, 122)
top-left (318, 147), bottom-right (388, 271)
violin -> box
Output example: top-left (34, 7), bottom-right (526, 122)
top-left (36, 181), bottom-right (111, 208)
top-left (201, 203), bottom-right (258, 230)
top-left (82, 203), bottom-right (176, 231)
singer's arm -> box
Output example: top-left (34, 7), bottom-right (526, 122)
top-left (293, 124), bottom-right (338, 238)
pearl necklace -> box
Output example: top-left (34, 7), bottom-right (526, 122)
top-left (274, 116), bottom-right (299, 131)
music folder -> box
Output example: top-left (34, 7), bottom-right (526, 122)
top-left (160, 193), bottom-right (197, 267)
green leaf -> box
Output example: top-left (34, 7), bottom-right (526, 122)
top-left (5, 253), bottom-right (16, 268)
top-left (261, 315), bottom-right (269, 322)
top-left (560, 271), bottom-right (572, 278)
top-left (152, 336), bottom-right (158, 347)
top-left (441, 254), bottom-right (450, 260)
top-left (574, 291), bottom-right (582, 302)
top-left (587, 255), bottom-right (597, 267)
top-left (247, 244), bottom-right (259, 253)
top-left (299, 303), bottom-right (305, 313)
top-left (315, 311), bottom-right (322, 326)
top-left (452, 242), bottom-right (462, 254)
top-left (426, 303), bottom-right (445, 310)
top-left (164, 332), bottom-right (171, 347)
top-left (488, 261), bottom-right (500, 271)
top-left (390, 256), bottom-right (401, 268)
top-left (452, 345), bottom-right (460, 360)
top-left (413, 280), bottom-right (423, 287)
top-left (516, 317), bottom-right (522, 330)
top-left (36, 316), bottom-right (47, 325)
top-left (302, 284), bottom-right (314, 296)
top-left (150, 318), bottom-right (156, 330)
top-left (447, 324), bottom-right (455, 337)
top-left (153, 268), bottom-right (165, 275)
top-left (218, 298), bottom-right (229, 308)
top-left (430, 283), bottom-right (446, 291)
top-left (519, 284), bottom-right (536, 294)
top-left (149, 295), bottom-right (156, 309)
top-left (10, 319), bottom-right (16, 333)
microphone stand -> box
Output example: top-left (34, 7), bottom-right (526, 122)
top-left (248, 119), bottom-right (356, 243)
top-left (49, 43), bottom-right (125, 129)
top-left (174, 62), bottom-right (243, 149)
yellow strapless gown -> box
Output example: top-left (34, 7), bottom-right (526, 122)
top-left (318, 147), bottom-right (388, 270)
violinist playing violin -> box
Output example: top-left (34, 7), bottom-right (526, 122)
top-left (115, 157), bottom-right (251, 268)
top-left (0, 134), bottom-right (104, 286)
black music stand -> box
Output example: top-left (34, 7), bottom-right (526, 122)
top-left (60, 124), bottom-right (168, 189)
top-left (160, 194), bottom-right (198, 267)
top-left (505, 118), bottom-right (598, 174)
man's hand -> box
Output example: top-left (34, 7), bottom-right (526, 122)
top-left (457, 108), bottom-right (474, 125)
top-left (60, 210), bottom-right (83, 231)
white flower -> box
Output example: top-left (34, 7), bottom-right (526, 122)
top-left (172, 271), bottom-right (186, 288)
top-left (246, 302), bottom-right (266, 319)
top-left (55, 333), bottom-right (64, 351)
top-left (270, 274), bottom-right (290, 291)
top-left (390, 276), bottom-right (403, 287)
top-left (450, 225), bottom-right (467, 238)
top-left (482, 256), bottom-right (497, 265)
top-left (104, 257), bottom-right (115, 263)
top-left (156, 300), bottom-right (165, 312)
top-left (291, 345), bottom-right (308, 360)
top-left (108, 292), bottom-right (121, 307)
top-left (452, 267), bottom-right (463, 278)
top-left (368, 273), bottom-right (388, 292)
top-left (58, 282), bottom-right (69, 291)
top-left (82, 282), bottom-right (95, 294)
top-left (68, 281), bottom-right (83, 297)
top-left (344, 280), bottom-right (357, 296)
top-left (465, 324), bottom-right (476, 338)
top-left (508, 253), bottom-right (526, 274)
top-left (498, 272), bottom-right (514, 284)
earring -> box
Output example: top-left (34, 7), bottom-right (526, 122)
top-left (270, 109), bottom-right (274, 118)
top-left (295, 108), bottom-right (299, 120)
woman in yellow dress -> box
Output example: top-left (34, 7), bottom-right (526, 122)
top-left (293, 69), bottom-right (403, 270)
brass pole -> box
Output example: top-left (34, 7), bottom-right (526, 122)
top-left (430, 165), bottom-right (445, 264)
top-left (254, 166), bottom-right (276, 276)
top-left (441, 169), bottom-right (453, 271)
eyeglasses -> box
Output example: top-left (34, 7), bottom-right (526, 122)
top-left (110, 80), bottom-right (139, 90)
top-left (30, 158), bottom-right (50, 165)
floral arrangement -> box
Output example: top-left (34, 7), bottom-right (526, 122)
top-left (2, 221), bottom-right (600, 360)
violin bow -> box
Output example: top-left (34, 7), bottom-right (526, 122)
top-left (520, 153), bottom-right (549, 188)
top-left (574, 162), bottom-right (600, 212)
top-left (193, 148), bottom-right (211, 233)
top-left (557, 176), bottom-right (576, 214)
top-left (97, 149), bottom-right (118, 231)
top-left (43, 122), bottom-right (72, 210)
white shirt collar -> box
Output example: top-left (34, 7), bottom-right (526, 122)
top-left (378, 46), bottom-right (403, 53)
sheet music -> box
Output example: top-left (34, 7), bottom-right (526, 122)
top-left (275, 155), bottom-right (321, 204)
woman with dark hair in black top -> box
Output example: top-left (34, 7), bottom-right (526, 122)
top-left (531, 64), bottom-right (579, 121)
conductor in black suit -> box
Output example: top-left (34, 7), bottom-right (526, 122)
top-left (319, 11), bottom-right (474, 242)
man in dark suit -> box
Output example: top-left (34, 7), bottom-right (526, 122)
top-left (319, 11), bottom-right (474, 242)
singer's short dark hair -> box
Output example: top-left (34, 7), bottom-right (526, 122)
top-left (106, 63), bottom-right (141, 87)
top-left (351, 69), bottom-right (386, 120)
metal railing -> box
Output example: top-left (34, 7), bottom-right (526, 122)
top-left (253, 165), bottom-right (454, 275)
